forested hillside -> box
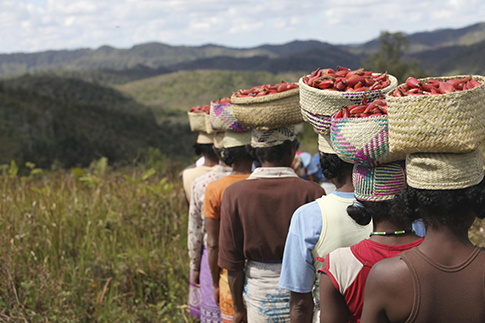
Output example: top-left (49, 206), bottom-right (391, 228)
top-left (0, 75), bottom-right (195, 169)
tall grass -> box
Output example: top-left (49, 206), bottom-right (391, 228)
top-left (0, 158), bottom-right (195, 322)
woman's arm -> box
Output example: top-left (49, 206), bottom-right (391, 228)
top-left (290, 291), bottom-right (314, 323)
top-left (187, 182), bottom-right (203, 275)
top-left (319, 273), bottom-right (350, 323)
top-left (228, 268), bottom-right (247, 323)
top-left (360, 258), bottom-right (413, 323)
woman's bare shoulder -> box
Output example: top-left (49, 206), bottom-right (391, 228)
top-left (368, 256), bottom-right (410, 287)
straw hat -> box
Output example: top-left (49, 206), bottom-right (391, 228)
top-left (223, 131), bottom-right (251, 148)
top-left (213, 132), bottom-right (225, 149)
top-left (406, 149), bottom-right (484, 190)
top-left (196, 132), bottom-right (214, 144)
top-left (318, 134), bottom-right (335, 154)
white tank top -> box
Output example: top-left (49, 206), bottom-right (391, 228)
top-left (311, 194), bottom-right (373, 300)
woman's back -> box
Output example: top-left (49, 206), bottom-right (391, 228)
top-left (400, 246), bottom-right (485, 323)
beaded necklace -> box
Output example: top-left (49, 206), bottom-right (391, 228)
top-left (369, 229), bottom-right (415, 237)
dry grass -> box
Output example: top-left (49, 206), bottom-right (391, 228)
top-left (0, 159), bottom-right (196, 322)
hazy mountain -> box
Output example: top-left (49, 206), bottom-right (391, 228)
top-left (348, 22), bottom-right (485, 54)
top-left (0, 22), bottom-right (483, 79)
top-left (434, 40), bottom-right (485, 75)
top-left (170, 45), bottom-right (363, 74)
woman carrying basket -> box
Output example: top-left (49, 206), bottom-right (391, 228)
top-left (218, 126), bottom-right (325, 323)
top-left (360, 151), bottom-right (485, 323)
top-left (318, 161), bottom-right (423, 323)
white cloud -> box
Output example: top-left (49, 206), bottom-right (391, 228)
top-left (0, 0), bottom-right (483, 53)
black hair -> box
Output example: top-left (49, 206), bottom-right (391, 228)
top-left (346, 199), bottom-right (410, 227)
top-left (319, 153), bottom-right (353, 181)
top-left (252, 140), bottom-right (298, 163)
top-left (192, 143), bottom-right (216, 157)
top-left (392, 179), bottom-right (485, 230)
top-left (221, 145), bottom-right (253, 166)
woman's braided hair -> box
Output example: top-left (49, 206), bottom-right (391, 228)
top-left (319, 153), bottom-right (353, 181)
top-left (221, 145), bottom-right (253, 166)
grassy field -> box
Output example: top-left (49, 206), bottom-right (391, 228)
top-left (0, 158), bottom-right (197, 322)
top-left (0, 156), bottom-right (484, 322)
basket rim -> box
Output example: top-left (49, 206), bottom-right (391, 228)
top-left (299, 73), bottom-right (398, 96)
top-left (210, 100), bottom-right (233, 107)
top-left (330, 111), bottom-right (388, 121)
top-left (187, 111), bottom-right (210, 116)
top-left (230, 87), bottom-right (299, 104)
top-left (386, 74), bottom-right (485, 101)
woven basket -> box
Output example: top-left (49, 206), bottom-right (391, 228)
top-left (331, 114), bottom-right (406, 166)
top-left (301, 108), bottom-right (332, 135)
top-left (210, 100), bottom-right (249, 132)
top-left (231, 88), bottom-right (302, 130)
top-left (205, 113), bottom-right (219, 134)
top-left (386, 75), bottom-right (485, 154)
top-left (187, 111), bottom-right (208, 132)
top-left (299, 73), bottom-right (398, 116)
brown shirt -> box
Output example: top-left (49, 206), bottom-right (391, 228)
top-left (401, 246), bottom-right (485, 323)
top-left (218, 176), bottom-right (324, 271)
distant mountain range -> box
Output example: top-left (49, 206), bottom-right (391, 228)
top-left (1, 22), bottom-right (485, 80)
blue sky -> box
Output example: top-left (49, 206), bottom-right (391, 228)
top-left (0, 0), bottom-right (484, 54)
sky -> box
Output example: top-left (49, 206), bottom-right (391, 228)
top-left (0, 0), bottom-right (484, 54)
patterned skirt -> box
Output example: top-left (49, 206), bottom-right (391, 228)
top-left (244, 260), bottom-right (290, 323)
top-left (219, 269), bottom-right (234, 323)
top-left (201, 246), bottom-right (222, 322)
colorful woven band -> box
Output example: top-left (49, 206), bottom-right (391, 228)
top-left (353, 161), bottom-right (406, 202)
top-left (251, 125), bottom-right (297, 148)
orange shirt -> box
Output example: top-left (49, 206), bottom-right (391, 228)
top-left (203, 174), bottom-right (250, 219)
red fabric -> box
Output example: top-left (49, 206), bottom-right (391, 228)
top-left (320, 238), bottom-right (424, 323)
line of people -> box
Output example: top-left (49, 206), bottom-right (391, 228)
top-left (181, 126), bottom-right (485, 323)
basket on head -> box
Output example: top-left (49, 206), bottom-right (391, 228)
top-left (204, 113), bottom-right (220, 134)
top-left (301, 110), bottom-right (332, 135)
top-left (331, 114), bottom-right (406, 167)
top-left (386, 75), bottom-right (485, 154)
top-left (210, 100), bottom-right (249, 132)
top-left (188, 111), bottom-right (208, 132)
top-left (231, 88), bottom-right (302, 130)
top-left (299, 73), bottom-right (398, 135)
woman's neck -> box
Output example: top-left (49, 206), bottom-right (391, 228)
top-left (261, 160), bottom-right (292, 168)
top-left (231, 159), bottom-right (253, 175)
top-left (417, 224), bottom-right (475, 265)
top-left (369, 220), bottom-right (419, 245)
top-left (203, 154), bottom-right (219, 167)
top-left (332, 176), bottom-right (354, 193)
